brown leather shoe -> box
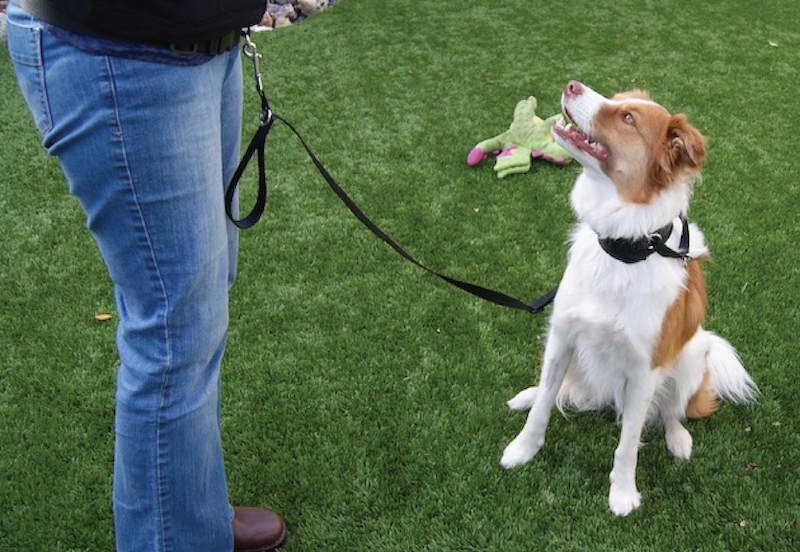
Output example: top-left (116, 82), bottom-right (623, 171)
top-left (232, 507), bottom-right (287, 552)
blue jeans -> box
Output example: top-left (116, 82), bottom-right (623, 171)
top-left (8, 4), bottom-right (242, 551)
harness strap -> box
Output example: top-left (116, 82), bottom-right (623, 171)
top-left (654, 215), bottom-right (691, 263)
top-left (598, 215), bottom-right (691, 265)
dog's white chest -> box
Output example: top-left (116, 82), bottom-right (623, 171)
top-left (551, 223), bottom-right (688, 368)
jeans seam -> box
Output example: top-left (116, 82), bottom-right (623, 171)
top-left (8, 10), bottom-right (54, 135)
top-left (35, 31), bottom-right (53, 135)
top-left (104, 54), bottom-right (175, 552)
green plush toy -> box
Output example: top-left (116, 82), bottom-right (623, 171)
top-left (467, 96), bottom-right (572, 178)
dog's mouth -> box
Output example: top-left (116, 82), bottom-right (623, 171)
top-left (552, 108), bottom-right (609, 161)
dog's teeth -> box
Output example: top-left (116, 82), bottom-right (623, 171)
top-left (565, 122), bottom-right (573, 131)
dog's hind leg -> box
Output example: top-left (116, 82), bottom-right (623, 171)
top-left (659, 358), bottom-right (702, 460)
top-left (501, 331), bottom-right (572, 468)
top-left (506, 387), bottom-right (538, 411)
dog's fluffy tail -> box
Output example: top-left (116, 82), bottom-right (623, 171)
top-left (683, 330), bottom-right (757, 419)
top-left (703, 330), bottom-right (758, 404)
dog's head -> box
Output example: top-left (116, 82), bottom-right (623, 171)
top-left (552, 81), bottom-right (705, 204)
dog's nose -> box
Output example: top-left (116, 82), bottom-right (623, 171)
top-left (565, 80), bottom-right (583, 97)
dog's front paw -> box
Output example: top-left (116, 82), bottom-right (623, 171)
top-left (500, 435), bottom-right (542, 469)
top-left (506, 387), bottom-right (538, 411)
top-left (666, 423), bottom-right (693, 460)
top-left (608, 484), bottom-right (641, 516)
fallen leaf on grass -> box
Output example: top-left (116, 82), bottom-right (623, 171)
top-left (94, 313), bottom-right (113, 322)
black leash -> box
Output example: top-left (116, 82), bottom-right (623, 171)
top-left (226, 32), bottom-right (556, 315)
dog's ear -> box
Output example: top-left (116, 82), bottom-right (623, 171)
top-left (666, 114), bottom-right (705, 170)
top-left (649, 114), bottom-right (705, 191)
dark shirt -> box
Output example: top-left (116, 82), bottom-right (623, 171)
top-left (16, 0), bottom-right (266, 43)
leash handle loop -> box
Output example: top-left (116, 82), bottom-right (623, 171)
top-left (225, 113), bottom-right (272, 229)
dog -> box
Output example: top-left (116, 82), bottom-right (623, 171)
top-left (500, 81), bottom-right (757, 516)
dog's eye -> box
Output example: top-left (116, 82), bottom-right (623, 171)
top-left (622, 112), bottom-right (635, 126)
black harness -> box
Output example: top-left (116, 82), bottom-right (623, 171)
top-left (599, 215), bottom-right (692, 265)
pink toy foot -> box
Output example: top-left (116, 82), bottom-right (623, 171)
top-left (531, 150), bottom-right (543, 158)
top-left (467, 147), bottom-right (487, 166)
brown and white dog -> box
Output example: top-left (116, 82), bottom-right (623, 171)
top-left (500, 81), bottom-right (757, 516)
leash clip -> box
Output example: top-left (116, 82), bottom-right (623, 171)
top-left (242, 32), bottom-right (264, 96)
top-left (242, 30), bottom-right (272, 123)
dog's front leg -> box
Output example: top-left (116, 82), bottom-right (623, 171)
top-left (608, 369), bottom-right (658, 516)
top-left (501, 331), bottom-right (572, 468)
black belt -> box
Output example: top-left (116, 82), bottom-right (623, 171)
top-left (167, 30), bottom-right (241, 56)
top-left (17, 0), bottom-right (240, 56)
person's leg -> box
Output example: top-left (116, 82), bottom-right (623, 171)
top-left (8, 5), bottom-right (241, 550)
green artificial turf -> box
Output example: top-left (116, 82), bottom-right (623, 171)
top-left (2, 0), bottom-right (799, 550)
